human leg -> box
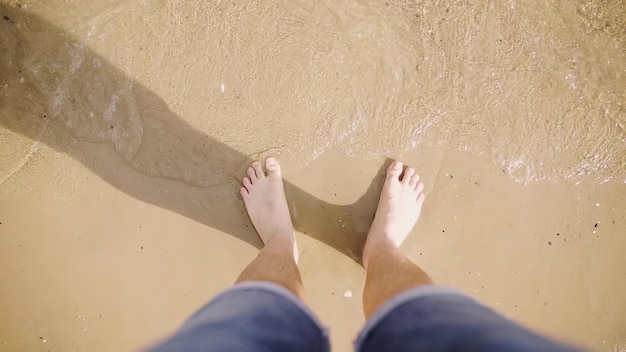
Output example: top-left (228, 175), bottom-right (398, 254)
top-left (356, 160), bottom-right (581, 352)
top-left (147, 158), bottom-right (329, 352)
top-left (362, 160), bottom-right (433, 318)
top-left (236, 157), bottom-right (303, 299)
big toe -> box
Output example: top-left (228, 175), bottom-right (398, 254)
top-left (386, 160), bottom-right (403, 181)
top-left (265, 157), bottom-right (282, 177)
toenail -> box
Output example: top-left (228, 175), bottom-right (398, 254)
top-left (392, 161), bottom-right (401, 170)
top-left (252, 161), bottom-right (261, 167)
top-left (267, 157), bottom-right (277, 165)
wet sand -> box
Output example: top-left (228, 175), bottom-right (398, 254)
top-left (1, 1), bottom-right (625, 351)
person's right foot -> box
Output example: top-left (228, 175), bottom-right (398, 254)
top-left (362, 160), bottom-right (425, 268)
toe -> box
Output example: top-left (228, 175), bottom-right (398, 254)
top-left (416, 181), bottom-right (424, 194)
top-left (265, 157), bottom-right (282, 177)
top-left (252, 161), bottom-right (265, 179)
top-left (410, 173), bottom-right (420, 187)
top-left (240, 186), bottom-right (249, 198)
top-left (386, 160), bottom-right (403, 181)
top-left (243, 176), bottom-right (253, 189)
top-left (247, 167), bottom-right (257, 182)
top-left (402, 167), bottom-right (415, 184)
top-left (417, 191), bottom-right (425, 204)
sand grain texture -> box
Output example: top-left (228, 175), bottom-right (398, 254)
top-left (1, 1), bottom-right (625, 351)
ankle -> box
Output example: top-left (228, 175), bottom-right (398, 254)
top-left (263, 235), bottom-right (297, 261)
top-left (362, 235), bottom-right (395, 270)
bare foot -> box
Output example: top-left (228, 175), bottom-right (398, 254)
top-left (362, 160), bottom-right (425, 268)
top-left (240, 157), bottom-right (298, 262)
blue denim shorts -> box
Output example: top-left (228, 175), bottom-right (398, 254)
top-left (148, 282), bottom-right (581, 352)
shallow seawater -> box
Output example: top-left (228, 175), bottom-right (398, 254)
top-left (1, 0), bottom-right (625, 186)
top-left (1, 2), bottom-right (626, 352)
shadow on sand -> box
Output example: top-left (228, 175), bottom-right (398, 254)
top-left (0, 4), bottom-right (390, 263)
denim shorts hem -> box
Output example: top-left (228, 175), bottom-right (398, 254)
top-left (181, 280), bottom-right (328, 336)
top-left (354, 285), bottom-right (470, 350)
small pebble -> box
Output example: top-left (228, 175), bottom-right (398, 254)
top-left (343, 289), bottom-right (352, 298)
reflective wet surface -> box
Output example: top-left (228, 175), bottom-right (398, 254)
top-left (1, 1), bottom-right (625, 351)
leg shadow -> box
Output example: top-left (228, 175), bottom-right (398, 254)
top-left (0, 4), bottom-right (387, 263)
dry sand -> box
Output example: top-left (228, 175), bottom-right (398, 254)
top-left (1, 1), bottom-right (625, 351)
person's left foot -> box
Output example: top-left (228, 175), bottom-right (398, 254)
top-left (240, 157), bottom-right (298, 262)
